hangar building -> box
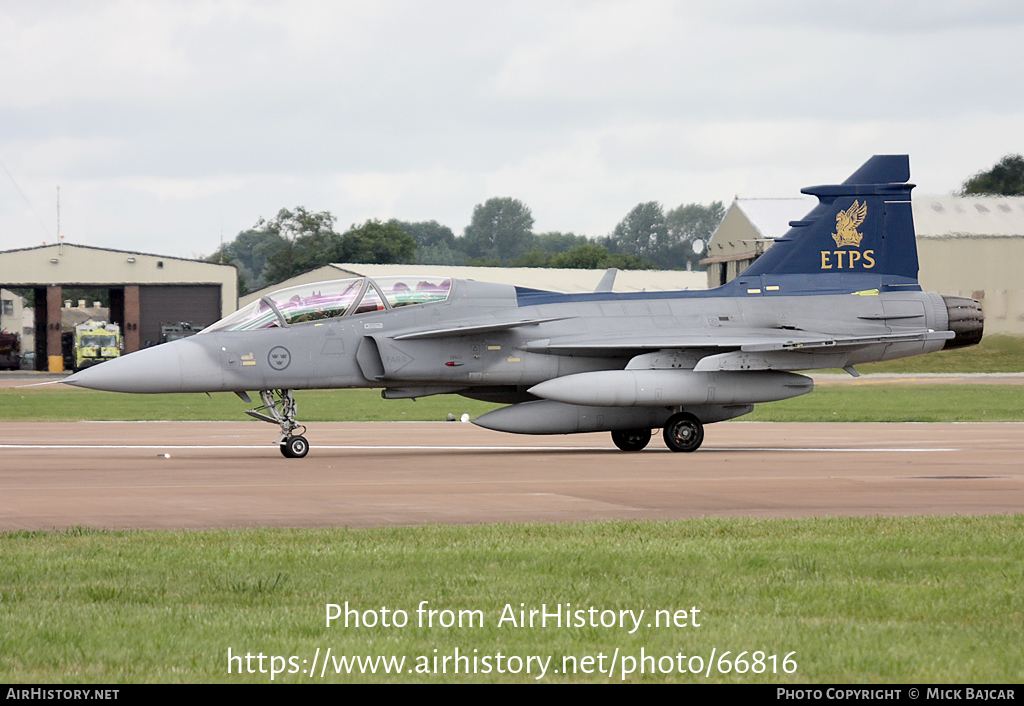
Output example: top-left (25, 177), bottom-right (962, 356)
top-left (702, 195), bottom-right (1024, 334)
top-left (0, 243), bottom-right (237, 371)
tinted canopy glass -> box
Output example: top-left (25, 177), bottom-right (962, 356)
top-left (373, 276), bottom-right (452, 308)
top-left (203, 275), bottom-right (453, 333)
top-left (271, 279), bottom-right (365, 325)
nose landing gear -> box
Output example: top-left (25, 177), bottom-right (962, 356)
top-left (245, 389), bottom-right (309, 458)
top-left (281, 433), bottom-right (309, 459)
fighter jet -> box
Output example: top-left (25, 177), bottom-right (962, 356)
top-left (65, 156), bottom-right (984, 458)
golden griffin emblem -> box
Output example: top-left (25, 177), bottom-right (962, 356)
top-left (832, 200), bottom-right (867, 248)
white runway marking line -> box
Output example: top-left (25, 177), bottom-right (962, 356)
top-left (0, 444), bottom-right (960, 452)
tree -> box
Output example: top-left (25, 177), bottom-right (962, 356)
top-left (509, 247), bottom-right (550, 268)
top-left (509, 242), bottom-right (657, 270)
top-left (339, 220), bottom-right (416, 264)
top-left (211, 208), bottom-right (421, 290)
top-left (664, 201), bottom-right (725, 270)
top-left (606, 252), bottom-right (657, 270)
top-left (391, 219), bottom-right (470, 265)
top-left (546, 243), bottom-right (612, 269)
top-left (602, 200), bottom-right (724, 270)
top-left (391, 219), bottom-right (456, 249)
top-left (509, 232), bottom-right (590, 266)
top-left (462, 197), bottom-right (535, 264)
top-left (209, 228), bottom-right (288, 294)
top-left (533, 231), bottom-right (589, 254)
top-left (206, 249), bottom-right (250, 296)
top-left (262, 207), bottom-right (345, 284)
top-left (961, 154), bottom-right (1024, 196)
top-left (416, 242), bottom-right (470, 266)
top-left (608, 202), bottom-right (668, 261)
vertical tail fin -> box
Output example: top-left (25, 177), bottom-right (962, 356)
top-left (739, 155), bottom-right (919, 291)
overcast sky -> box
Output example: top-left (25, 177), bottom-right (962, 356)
top-left (1, 0), bottom-right (1023, 259)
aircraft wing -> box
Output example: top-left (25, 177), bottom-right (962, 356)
top-left (390, 316), bottom-right (571, 341)
top-left (519, 328), bottom-right (953, 358)
top-left (737, 330), bottom-right (953, 351)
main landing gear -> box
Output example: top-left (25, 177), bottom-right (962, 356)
top-left (662, 412), bottom-right (703, 453)
top-left (611, 428), bottom-right (652, 451)
top-left (610, 412), bottom-right (705, 453)
top-left (245, 389), bottom-right (309, 458)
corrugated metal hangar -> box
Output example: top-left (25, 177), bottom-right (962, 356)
top-left (0, 243), bottom-right (237, 371)
top-left (703, 195), bottom-right (1024, 334)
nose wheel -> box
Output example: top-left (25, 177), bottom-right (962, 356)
top-left (281, 434), bottom-right (309, 458)
top-left (245, 389), bottom-right (310, 459)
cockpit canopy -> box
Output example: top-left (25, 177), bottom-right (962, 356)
top-left (203, 276), bottom-right (452, 333)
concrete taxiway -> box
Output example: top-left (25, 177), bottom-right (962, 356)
top-left (0, 421), bottom-right (1021, 530)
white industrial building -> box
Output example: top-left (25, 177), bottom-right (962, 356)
top-left (1, 287), bottom-right (25, 336)
top-left (0, 243), bottom-right (237, 371)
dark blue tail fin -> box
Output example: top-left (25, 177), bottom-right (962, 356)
top-left (739, 155), bottom-right (919, 292)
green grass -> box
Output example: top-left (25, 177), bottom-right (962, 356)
top-left (743, 384), bottom-right (1024, 422)
top-left (0, 387), bottom-right (502, 422)
top-left (857, 334), bottom-right (1024, 373)
top-left (3, 382), bottom-right (1022, 423)
top-left (1, 517), bottom-right (1021, 683)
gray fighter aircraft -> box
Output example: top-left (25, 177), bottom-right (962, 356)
top-left (65, 156), bottom-right (984, 457)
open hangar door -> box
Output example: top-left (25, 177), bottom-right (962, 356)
top-left (138, 285), bottom-right (222, 348)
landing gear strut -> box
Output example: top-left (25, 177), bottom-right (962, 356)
top-left (245, 389), bottom-right (309, 458)
top-left (662, 412), bottom-right (703, 453)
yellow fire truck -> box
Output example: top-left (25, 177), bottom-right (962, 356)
top-left (62, 320), bottom-right (122, 372)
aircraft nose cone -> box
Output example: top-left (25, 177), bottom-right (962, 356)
top-left (65, 340), bottom-right (186, 393)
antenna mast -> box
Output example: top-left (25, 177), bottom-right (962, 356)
top-left (57, 185), bottom-right (62, 255)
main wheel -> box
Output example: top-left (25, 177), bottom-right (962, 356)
top-left (611, 428), bottom-right (652, 452)
top-left (662, 413), bottom-right (704, 453)
top-left (281, 435), bottom-right (309, 459)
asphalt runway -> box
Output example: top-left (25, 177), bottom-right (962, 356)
top-left (1, 421), bottom-right (1021, 530)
